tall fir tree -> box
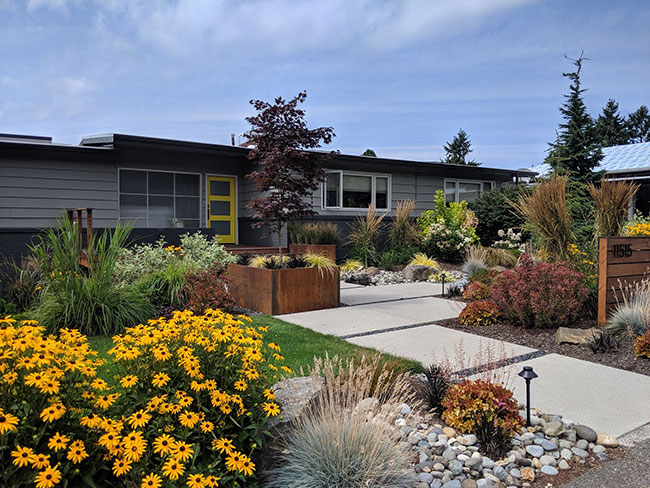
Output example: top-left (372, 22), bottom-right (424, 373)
top-left (627, 105), bottom-right (650, 143)
top-left (595, 98), bottom-right (629, 147)
top-left (443, 129), bottom-right (479, 166)
top-left (545, 54), bottom-right (602, 182)
top-left (361, 148), bottom-right (377, 157)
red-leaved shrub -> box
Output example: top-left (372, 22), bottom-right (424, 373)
top-left (490, 253), bottom-right (588, 328)
top-left (462, 281), bottom-right (490, 301)
top-left (459, 300), bottom-right (501, 326)
top-left (182, 265), bottom-right (236, 314)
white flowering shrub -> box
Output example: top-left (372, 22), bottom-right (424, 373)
top-left (492, 228), bottom-right (526, 253)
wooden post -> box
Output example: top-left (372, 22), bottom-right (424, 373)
top-left (86, 208), bottom-right (93, 256)
top-left (597, 236), bottom-right (650, 326)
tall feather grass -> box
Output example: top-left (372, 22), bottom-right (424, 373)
top-left (388, 200), bottom-right (420, 249)
top-left (346, 205), bottom-right (386, 267)
top-left (465, 246), bottom-right (518, 268)
top-left (288, 221), bottom-right (340, 245)
top-left (264, 355), bottom-right (415, 488)
top-left (588, 179), bottom-right (639, 237)
top-left (512, 174), bottom-right (574, 261)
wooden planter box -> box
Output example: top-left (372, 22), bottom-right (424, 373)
top-left (227, 263), bottom-right (340, 315)
top-left (288, 244), bottom-right (337, 261)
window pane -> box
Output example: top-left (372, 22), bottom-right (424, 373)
top-left (210, 180), bottom-right (231, 196)
top-left (148, 196), bottom-right (174, 225)
top-left (181, 219), bottom-right (200, 228)
top-left (458, 182), bottom-right (482, 204)
top-left (445, 181), bottom-right (457, 204)
top-left (375, 177), bottom-right (388, 209)
top-left (176, 196), bottom-right (200, 219)
top-left (119, 194), bottom-right (147, 218)
top-left (210, 200), bottom-right (230, 216)
top-left (326, 173), bottom-right (340, 207)
top-left (343, 175), bottom-right (372, 208)
top-left (120, 170), bottom-right (146, 194)
top-left (209, 220), bottom-right (231, 235)
top-left (148, 172), bottom-right (174, 195)
top-left (176, 173), bottom-right (200, 196)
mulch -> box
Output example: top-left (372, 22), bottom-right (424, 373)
top-left (435, 315), bottom-right (650, 377)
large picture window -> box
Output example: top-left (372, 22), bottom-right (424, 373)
top-left (322, 171), bottom-right (390, 210)
top-left (119, 169), bottom-right (201, 228)
top-left (445, 180), bottom-right (495, 205)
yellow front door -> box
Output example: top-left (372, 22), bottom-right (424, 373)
top-left (207, 176), bottom-right (236, 244)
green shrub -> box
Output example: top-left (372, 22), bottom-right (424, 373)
top-left (380, 246), bottom-right (417, 269)
top-left (473, 185), bottom-right (530, 246)
top-left (288, 221), bottom-right (340, 244)
top-left (135, 260), bottom-right (190, 308)
top-left (115, 231), bottom-right (235, 285)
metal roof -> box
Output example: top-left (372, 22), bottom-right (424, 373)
top-left (529, 142), bottom-right (650, 176)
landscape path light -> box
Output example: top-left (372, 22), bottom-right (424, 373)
top-left (518, 365), bottom-right (538, 427)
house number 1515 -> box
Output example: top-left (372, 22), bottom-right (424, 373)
top-left (612, 244), bottom-right (633, 258)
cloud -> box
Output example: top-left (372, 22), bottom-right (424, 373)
top-left (36, 77), bottom-right (96, 119)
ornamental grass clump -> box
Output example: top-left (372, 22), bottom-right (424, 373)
top-left (608, 279), bottom-right (650, 335)
top-left (588, 179), bottom-right (639, 237)
top-left (490, 253), bottom-right (588, 328)
top-left (265, 355), bottom-right (414, 488)
top-left (347, 205), bottom-right (386, 267)
top-left (388, 200), bottom-right (420, 249)
top-left (287, 222), bottom-right (340, 245)
top-left (513, 174), bottom-right (574, 261)
top-left (0, 310), bottom-right (287, 487)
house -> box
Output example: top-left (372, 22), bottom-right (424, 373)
top-left (0, 133), bottom-right (534, 261)
top-left (529, 142), bottom-right (650, 215)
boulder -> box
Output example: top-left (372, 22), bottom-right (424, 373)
top-left (403, 264), bottom-right (436, 282)
top-left (554, 327), bottom-right (601, 345)
top-left (270, 376), bottom-right (323, 426)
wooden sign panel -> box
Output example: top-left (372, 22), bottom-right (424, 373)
top-left (597, 236), bottom-right (650, 325)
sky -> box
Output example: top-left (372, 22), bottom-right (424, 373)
top-left (1, 0), bottom-right (649, 170)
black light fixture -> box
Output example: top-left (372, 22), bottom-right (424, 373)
top-left (441, 274), bottom-right (446, 296)
top-left (518, 366), bottom-right (538, 427)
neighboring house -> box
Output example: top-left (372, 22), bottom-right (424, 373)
top-left (0, 133), bottom-right (534, 261)
top-left (529, 142), bottom-right (650, 215)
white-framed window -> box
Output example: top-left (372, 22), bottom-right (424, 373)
top-left (322, 171), bottom-right (391, 210)
top-left (444, 179), bottom-right (495, 205)
top-left (118, 168), bottom-right (201, 228)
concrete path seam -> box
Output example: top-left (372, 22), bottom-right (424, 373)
top-left (341, 294), bottom-right (443, 307)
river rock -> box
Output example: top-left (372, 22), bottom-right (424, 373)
top-left (520, 467), bottom-right (535, 482)
top-left (596, 433), bottom-right (619, 447)
top-left (459, 434), bottom-right (478, 446)
top-left (540, 455), bottom-right (556, 466)
top-left (558, 459), bottom-right (570, 470)
top-left (541, 465), bottom-right (559, 476)
top-left (525, 445), bottom-right (544, 458)
top-left (442, 480), bottom-right (462, 488)
top-left (443, 427), bottom-right (457, 438)
top-left (574, 424), bottom-right (598, 442)
top-left (543, 421), bottom-right (565, 437)
top-left (571, 447), bottom-right (588, 458)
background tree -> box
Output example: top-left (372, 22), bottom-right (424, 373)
top-left (443, 129), bottom-right (479, 165)
top-left (627, 105), bottom-right (650, 143)
top-left (361, 148), bottom-right (377, 157)
top-left (245, 91), bottom-right (336, 260)
top-left (545, 53), bottom-right (603, 182)
top-left (595, 98), bottom-right (629, 147)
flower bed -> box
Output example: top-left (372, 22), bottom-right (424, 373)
top-left (0, 311), bottom-right (286, 487)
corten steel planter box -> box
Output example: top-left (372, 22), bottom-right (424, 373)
top-left (227, 263), bottom-right (340, 315)
top-left (288, 244), bottom-right (337, 261)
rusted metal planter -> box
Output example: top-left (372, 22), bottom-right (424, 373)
top-left (288, 244), bottom-right (337, 261)
top-left (227, 263), bottom-right (340, 315)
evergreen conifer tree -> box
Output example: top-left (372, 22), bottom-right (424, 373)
top-left (443, 129), bottom-right (479, 166)
top-left (545, 54), bottom-right (603, 182)
top-left (595, 98), bottom-right (629, 147)
top-left (627, 105), bottom-right (650, 143)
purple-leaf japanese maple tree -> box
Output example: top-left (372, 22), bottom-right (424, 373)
top-left (245, 91), bottom-right (336, 261)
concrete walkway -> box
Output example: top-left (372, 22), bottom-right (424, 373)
top-left (278, 281), bottom-right (650, 441)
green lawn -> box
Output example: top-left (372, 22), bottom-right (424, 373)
top-left (88, 314), bottom-right (421, 378)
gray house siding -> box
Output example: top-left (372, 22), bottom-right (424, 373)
top-left (0, 155), bottom-right (118, 228)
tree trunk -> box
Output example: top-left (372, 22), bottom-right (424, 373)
top-left (277, 219), bottom-right (283, 266)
